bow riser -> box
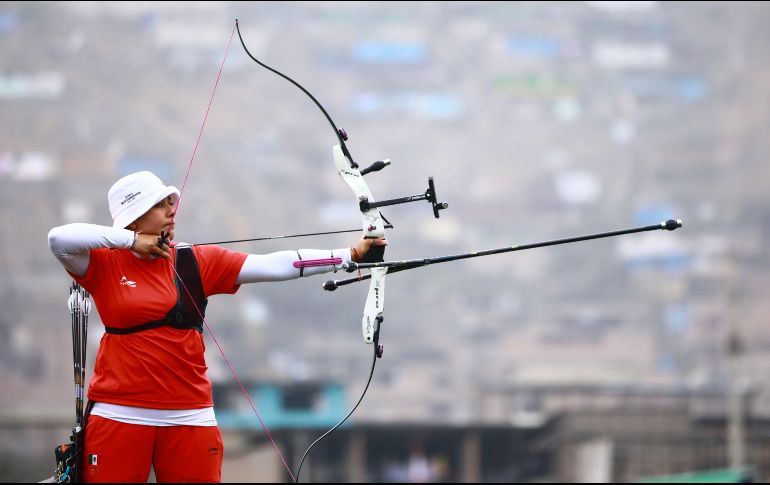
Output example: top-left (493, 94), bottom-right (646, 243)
top-left (333, 145), bottom-right (386, 239)
top-left (333, 144), bottom-right (388, 343)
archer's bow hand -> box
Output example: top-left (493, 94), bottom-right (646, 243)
top-left (352, 237), bottom-right (388, 262)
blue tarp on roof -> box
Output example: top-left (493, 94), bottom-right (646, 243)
top-left (353, 41), bottom-right (428, 65)
top-left (0, 13), bottom-right (19, 34)
top-left (507, 37), bottom-right (561, 58)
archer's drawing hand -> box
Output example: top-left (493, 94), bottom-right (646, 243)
top-left (131, 233), bottom-right (172, 260)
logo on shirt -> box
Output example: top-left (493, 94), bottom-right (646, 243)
top-left (120, 276), bottom-right (137, 288)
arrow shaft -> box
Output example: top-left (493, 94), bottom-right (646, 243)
top-left (191, 225), bottom-right (394, 247)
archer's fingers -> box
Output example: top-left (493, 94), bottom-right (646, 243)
top-left (152, 242), bottom-right (172, 260)
top-left (160, 245), bottom-right (172, 260)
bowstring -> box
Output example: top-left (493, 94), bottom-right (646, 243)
top-left (168, 23), bottom-right (296, 482)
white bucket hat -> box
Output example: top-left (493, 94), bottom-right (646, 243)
top-left (108, 171), bottom-right (180, 229)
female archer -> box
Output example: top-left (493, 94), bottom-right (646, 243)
top-left (47, 170), bottom-right (385, 483)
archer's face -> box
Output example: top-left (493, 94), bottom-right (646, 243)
top-left (128, 196), bottom-right (176, 240)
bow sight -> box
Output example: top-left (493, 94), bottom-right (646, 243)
top-left (356, 171), bottom-right (449, 220)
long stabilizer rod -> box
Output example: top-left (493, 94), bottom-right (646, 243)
top-left (324, 219), bottom-right (682, 291)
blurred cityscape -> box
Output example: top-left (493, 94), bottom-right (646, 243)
top-left (1, 1), bottom-right (769, 482)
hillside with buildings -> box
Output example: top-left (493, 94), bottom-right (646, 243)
top-left (1, 2), bottom-right (769, 482)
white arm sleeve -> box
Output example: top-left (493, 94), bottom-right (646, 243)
top-left (48, 223), bottom-right (135, 277)
top-left (236, 248), bottom-right (353, 284)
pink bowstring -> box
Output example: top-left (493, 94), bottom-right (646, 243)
top-left (171, 261), bottom-right (296, 482)
top-left (173, 24), bottom-right (235, 224)
top-left (169, 22), bottom-right (296, 482)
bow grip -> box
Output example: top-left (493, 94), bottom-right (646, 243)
top-left (361, 240), bottom-right (385, 264)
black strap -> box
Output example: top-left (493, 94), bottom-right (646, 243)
top-left (104, 320), bottom-right (168, 335)
top-left (104, 247), bottom-right (208, 335)
top-left (296, 250), bottom-right (304, 277)
top-left (76, 400), bottom-right (95, 481)
top-left (83, 400), bottom-right (95, 421)
top-left (171, 245), bottom-right (207, 331)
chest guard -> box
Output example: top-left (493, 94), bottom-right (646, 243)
top-left (104, 246), bottom-right (208, 335)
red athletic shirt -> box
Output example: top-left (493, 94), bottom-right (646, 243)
top-left (70, 245), bottom-right (248, 409)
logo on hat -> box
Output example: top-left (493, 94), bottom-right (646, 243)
top-left (121, 191), bottom-right (142, 206)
